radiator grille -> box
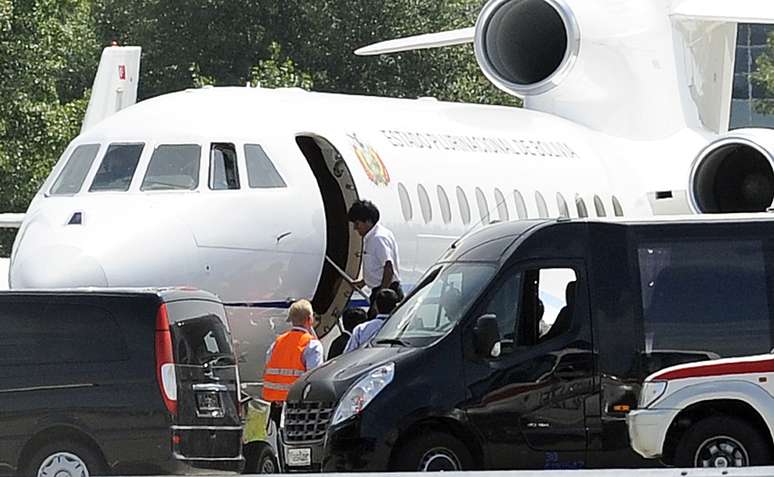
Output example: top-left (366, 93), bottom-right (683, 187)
top-left (283, 401), bottom-right (334, 442)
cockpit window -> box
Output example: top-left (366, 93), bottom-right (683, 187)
top-left (89, 143), bottom-right (144, 192)
top-left (50, 144), bottom-right (100, 195)
top-left (141, 144), bottom-right (201, 191)
top-left (245, 144), bottom-right (286, 188)
top-left (209, 143), bottom-right (240, 190)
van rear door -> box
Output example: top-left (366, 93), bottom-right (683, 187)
top-left (165, 299), bottom-right (242, 465)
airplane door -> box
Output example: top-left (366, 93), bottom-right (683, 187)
top-left (463, 263), bottom-right (594, 470)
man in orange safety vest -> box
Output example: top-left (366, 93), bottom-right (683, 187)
top-left (262, 299), bottom-right (323, 429)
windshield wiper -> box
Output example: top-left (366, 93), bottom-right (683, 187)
top-left (201, 353), bottom-right (236, 367)
top-left (374, 338), bottom-right (410, 347)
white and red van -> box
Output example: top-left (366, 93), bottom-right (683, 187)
top-left (628, 353), bottom-right (774, 468)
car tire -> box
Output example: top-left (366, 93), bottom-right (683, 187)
top-left (242, 442), bottom-right (278, 474)
top-left (675, 416), bottom-right (772, 468)
top-left (392, 431), bottom-right (473, 471)
top-left (24, 440), bottom-right (107, 477)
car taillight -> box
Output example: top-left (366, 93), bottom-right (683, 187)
top-left (155, 304), bottom-right (177, 415)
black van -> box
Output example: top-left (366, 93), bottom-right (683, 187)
top-left (0, 288), bottom-right (242, 476)
top-left (281, 216), bottom-right (774, 472)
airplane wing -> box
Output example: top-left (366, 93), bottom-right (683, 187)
top-left (354, 27), bottom-right (474, 56)
top-left (671, 0), bottom-right (774, 24)
top-left (81, 46), bottom-right (142, 133)
top-left (0, 213), bottom-right (24, 229)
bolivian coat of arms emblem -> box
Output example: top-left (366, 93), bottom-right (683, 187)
top-left (348, 133), bottom-right (390, 186)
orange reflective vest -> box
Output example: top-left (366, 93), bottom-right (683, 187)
top-left (262, 329), bottom-right (313, 402)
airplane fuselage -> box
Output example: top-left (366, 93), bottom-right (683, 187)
top-left (8, 86), bottom-right (709, 382)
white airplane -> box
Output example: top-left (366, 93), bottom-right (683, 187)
top-left (3, 0), bottom-right (774, 386)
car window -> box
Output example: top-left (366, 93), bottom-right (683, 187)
top-left (166, 301), bottom-right (234, 366)
top-left (377, 263), bottom-right (495, 347)
top-left (638, 238), bottom-right (771, 360)
top-left (0, 302), bottom-right (129, 365)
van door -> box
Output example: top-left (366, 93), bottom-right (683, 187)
top-left (166, 300), bottom-right (242, 463)
top-left (462, 263), bottom-right (594, 470)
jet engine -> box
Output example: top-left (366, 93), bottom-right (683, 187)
top-left (689, 129), bottom-right (774, 213)
top-left (474, 0), bottom-right (579, 97)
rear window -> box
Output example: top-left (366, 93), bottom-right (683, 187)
top-left (639, 239), bottom-right (772, 361)
top-left (167, 301), bottom-right (234, 366)
top-left (90, 143), bottom-right (144, 191)
top-left (50, 144), bottom-right (100, 195)
top-left (141, 144), bottom-right (201, 191)
top-left (0, 302), bottom-right (129, 365)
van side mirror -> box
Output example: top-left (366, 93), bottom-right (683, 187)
top-left (474, 314), bottom-right (501, 358)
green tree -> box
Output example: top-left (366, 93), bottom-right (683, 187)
top-left (264, 0), bottom-right (518, 105)
top-left (93, 0), bottom-right (517, 105)
top-left (0, 0), bottom-right (99, 255)
top-left (753, 32), bottom-right (774, 115)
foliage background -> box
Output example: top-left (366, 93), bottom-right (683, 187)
top-left (0, 0), bottom-right (520, 255)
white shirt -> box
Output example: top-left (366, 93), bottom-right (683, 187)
top-left (362, 223), bottom-right (401, 289)
top-left (265, 326), bottom-right (324, 371)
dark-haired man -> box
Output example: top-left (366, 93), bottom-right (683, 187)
top-left (343, 288), bottom-right (400, 352)
top-left (327, 307), bottom-right (367, 360)
top-left (348, 200), bottom-right (403, 318)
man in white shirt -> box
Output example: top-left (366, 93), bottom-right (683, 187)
top-left (348, 200), bottom-right (404, 318)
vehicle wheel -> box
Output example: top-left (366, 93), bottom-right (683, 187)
top-left (392, 431), bottom-right (473, 471)
top-left (242, 442), bottom-right (278, 474)
top-left (675, 416), bottom-right (772, 468)
top-left (24, 441), bottom-right (107, 477)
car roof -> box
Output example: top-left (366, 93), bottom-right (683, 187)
top-left (0, 287), bottom-right (221, 303)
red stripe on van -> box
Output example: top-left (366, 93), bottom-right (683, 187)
top-left (652, 357), bottom-right (774, 381)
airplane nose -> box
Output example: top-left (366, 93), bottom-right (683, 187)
top-left (11, 245), bottom-right (108, 288)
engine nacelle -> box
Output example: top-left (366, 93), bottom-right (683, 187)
top-left (689, 129), bottom-right (774, 214)
top-left (474, 0), bottom-right (579, 97)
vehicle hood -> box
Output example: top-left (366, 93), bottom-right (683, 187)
top-left (287, 345), bottom-right (419, 404)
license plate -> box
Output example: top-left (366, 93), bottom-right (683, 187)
top-left (196, 391), bottom-right (224, 417)
top-left (286, 447), bottom-right (311, 467)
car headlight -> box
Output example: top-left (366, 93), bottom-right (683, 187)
top-left (331, 363), bottom-right (395, 426)
top-left (639, 381), bottom-right (667, 408)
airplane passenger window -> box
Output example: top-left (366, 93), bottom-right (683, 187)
top-left (417, 184), bottom-right (432, 224)
top-left (398, 183), bottom-right (413, 221)
top-left (437, 186), bottom-right (452, 224)
top-left (456, 187), bottom-right (471, 225)
top-left (594, 195), bottom-right (607, 217)
top-left (556, 193), bottom-right (570, 218)
top-left (89, 143), bottom-right (144, 192)
top-left (209, 143), bottom-right (240, 190)
top-left (494, 188), bottom-right (509, 221)
top-left (50, 144), bottom-right (100, 195)
top-left (245, 144), bottom-right (286, 188)
top-left (535, 192), bottom-right (549, 218)
top-left (575, 194), bottom-right (588, 218)
top-left (141, 144), bottom-right (201, 191)
top-left (475, 187), bottom-right (490, 223)
top-left (612, 196), bottom-right (624, 217)
top-left (513, 190), bottom-right (528, 219)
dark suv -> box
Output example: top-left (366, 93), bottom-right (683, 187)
top-left (0, 288), bottom-right (242, 476)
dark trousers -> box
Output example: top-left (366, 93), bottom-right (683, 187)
top-left (368, 281), bottom-right (404, 319)
top-left (268, 402), bottom-right (283, 432)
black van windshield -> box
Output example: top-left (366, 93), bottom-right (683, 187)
top-left (376, 263), bottom-right (496, 347)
